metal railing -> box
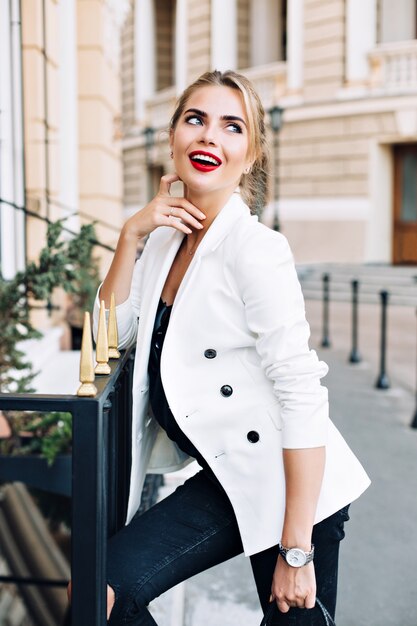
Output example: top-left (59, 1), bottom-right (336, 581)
top-left (0, 197), bottom-right (116, 253)
top-left (0, 347), bottom-right (135, 625)
top-left (241, 61), bottom-right (288, 110)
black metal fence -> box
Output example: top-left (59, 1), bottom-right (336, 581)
top-left (318, 274), bottom-right (417, 427)
top-left (0, 348), bottom-right (135, 625)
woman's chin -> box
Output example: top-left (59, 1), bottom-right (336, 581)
top-left (181, 176), bottom-right (218, 196)
top-left (180, 174), bottom-right (234, 199)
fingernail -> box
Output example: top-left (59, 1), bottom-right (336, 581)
top-left (269, 594), bottom-right (273, 603)
top-left (199, 213), bottom-right (206, 218)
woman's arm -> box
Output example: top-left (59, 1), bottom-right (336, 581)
top-left (100, 172), bottom-right (203, 307)
top-left (234, 228), bottom-right (329, 610)
top-left (281, 447), bottom-right (325, 550)
top-left (93, 174), bottom-right (205, 347)
top-left (99, 228), bottom-right (141, 308)
top-left (271, 447), bottom-right (325, 612)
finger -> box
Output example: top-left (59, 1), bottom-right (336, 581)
top-left (305, 590), bottom-right (316, 610)
top-left (166, 215), bottom-right (192, 234)
top-left (168, 207), bottom-right (204, 230)
top-left (277, 599), bottom-right (290, 613)
top-left (167, 197), bottom-right (206, 220)
top-left (159, 173), bottom-right (180, 195)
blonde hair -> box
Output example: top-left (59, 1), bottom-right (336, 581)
top-left (169, 70), bottom-right (269, 215)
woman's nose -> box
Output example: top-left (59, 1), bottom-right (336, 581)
top-left (199, 125), bottom-right (217, 146)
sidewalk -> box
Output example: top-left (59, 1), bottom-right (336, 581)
top-left (148, 299), bottom-right (417, 626)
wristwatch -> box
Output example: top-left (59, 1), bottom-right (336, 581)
top-left (278, 543), bottom-right (315, 568)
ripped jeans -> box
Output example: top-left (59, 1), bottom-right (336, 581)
top-left (107, 469), bottom-right (350, 625)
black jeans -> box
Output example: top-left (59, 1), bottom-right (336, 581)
top-left (107, 469), bottom-right (350, 625)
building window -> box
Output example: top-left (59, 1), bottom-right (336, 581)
top-left (377, 0), bottom-right (417, 43)
top-left (237, 0), bottom-right (287, 69)
top-left (154, 0), bottom-right (176, 91)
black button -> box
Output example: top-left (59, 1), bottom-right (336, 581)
top-left (204, 349), bottom-right (217, 359)
top-left (247, 431), bottom-right (260, 443)
top-left (220, 385), bottom-right (233, 397)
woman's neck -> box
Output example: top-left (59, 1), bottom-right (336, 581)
top-left (183, 185), bottom-right (237, 251)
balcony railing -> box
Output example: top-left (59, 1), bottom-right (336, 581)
top-left (0, 348), bottom-right (135, 626)
top-left (240, 61), bottom-right (287, 110)
top-left (142, 63), bottom-right (288, 132)
top-left (369, 40), bottom-right (417, 94)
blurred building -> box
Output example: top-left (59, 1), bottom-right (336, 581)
top-left (0, 0), bottom-right (128, 386)
top-left (121, 0), bottom-right (417, 265)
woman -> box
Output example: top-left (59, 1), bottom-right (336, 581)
top-left (93, 70), bottom-right (370, 624)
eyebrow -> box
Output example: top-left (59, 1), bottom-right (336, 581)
top-left (184, 108), bottom-right (247, 127)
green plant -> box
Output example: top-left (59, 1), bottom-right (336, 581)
top-left (0, 220), bottom-right (100, 393)
top-left (0, 219), bottom-right (100, 464)
top-left (0, 411), bottom-right (72, 462)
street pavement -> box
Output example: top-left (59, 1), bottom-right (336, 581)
top-left (148, 298), bottom-right (417, 626)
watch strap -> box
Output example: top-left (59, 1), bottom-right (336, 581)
top-left (278, 543), bottom-right (315, 566)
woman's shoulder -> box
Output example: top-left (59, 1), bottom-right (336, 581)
top-left (229, 213), bottom-right (293, 263)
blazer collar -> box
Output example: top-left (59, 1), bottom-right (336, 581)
top-left (155, 190), bottom-right (251, 260)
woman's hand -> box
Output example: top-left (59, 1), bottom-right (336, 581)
top-left (270, 556), bottom-right (316, 613)
top-left (123, 173), bottom-right (206, 240)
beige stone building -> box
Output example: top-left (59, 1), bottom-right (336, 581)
top-left (1, 0), bottom-right (126, 278)
top-left (120, 0), bottom-right (417, 265)
top-left (0, 0), bottom-right (127, 382)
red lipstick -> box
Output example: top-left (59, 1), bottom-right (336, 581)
top-left (189, 150), bottom-right (222, 172)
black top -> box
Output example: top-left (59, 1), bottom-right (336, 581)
top-left (147, 297), bottom-right (218, 482)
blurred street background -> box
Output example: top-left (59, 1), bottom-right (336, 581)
top-left (1, 0), bottom-right (417, 624)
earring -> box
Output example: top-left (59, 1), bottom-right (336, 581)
top-left (170, 151), bottom-right (173, 158)
top-left (244, 165), bottom-right (251, 174)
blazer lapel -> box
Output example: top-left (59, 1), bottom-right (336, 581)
top-left (170, 191), bottom-right (251, 312)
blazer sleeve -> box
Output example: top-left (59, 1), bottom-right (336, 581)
top-left (92, 235), bottom-right (151, 350)
top-left (234, 229), bottom-right (329, 449)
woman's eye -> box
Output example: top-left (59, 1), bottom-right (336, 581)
top-left (226, 123), bottom-right (243, 134)
top-left (185, 115), bottom-right (202, 126)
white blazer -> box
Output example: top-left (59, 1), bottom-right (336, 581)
top-left (93, 191), bottom-right (370, 557)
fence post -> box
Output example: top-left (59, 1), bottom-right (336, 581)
top-left (375, 290), bottom-right (390, 390)
top-left (411, 308), bottom-right (417, 428)
top-left (349, 279), bottom-right (362, 363)
top-left (321, 273), bottom-right (331, 348)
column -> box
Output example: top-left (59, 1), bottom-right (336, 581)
top-left (287, 0), bottom-right (304, 91)
top-left (346, 0), bottom-right (377, 84)
top-left (211, 0), bottom-right (237, 71)
top-left (0, 0), bottom-right (25, 279)
top-left (175, 0), bottom-right (188, 95)
top-left (59, 0), bottom-right (79, 234)
top-left (134, 0), bottom-right (155, 122)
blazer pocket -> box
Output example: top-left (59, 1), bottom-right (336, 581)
top-left (266, 399), bottom-right (283, 431)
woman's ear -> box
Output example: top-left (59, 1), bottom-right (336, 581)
top-left (244, 161), bottom-right (254, 175)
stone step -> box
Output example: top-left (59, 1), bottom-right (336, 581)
top-left (300, 288), bottom-right (417, 307)
top-left (296, 263), bottom-right (417, 306)
top-left (297, 263), bottom-right (417, 278)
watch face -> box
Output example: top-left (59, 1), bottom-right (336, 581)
top-left (286, 548), bottom-right (307, 567)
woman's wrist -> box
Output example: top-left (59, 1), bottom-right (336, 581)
top-left (120, 224), bottom-right (146, 246)
top-left (280, 526), bottom-right (313, 551)
top-left (280, 538), bottom-right (312, 552)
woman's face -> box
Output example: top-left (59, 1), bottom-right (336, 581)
top-left (170, 85), bottom-right (252, 198)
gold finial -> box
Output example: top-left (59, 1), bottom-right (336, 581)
top-left (108, 292), bottom-right (120, 359)
top-left (94, 300), bottom-right (111, 375)
top-left (77, 312), bottom-right (98, 397)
